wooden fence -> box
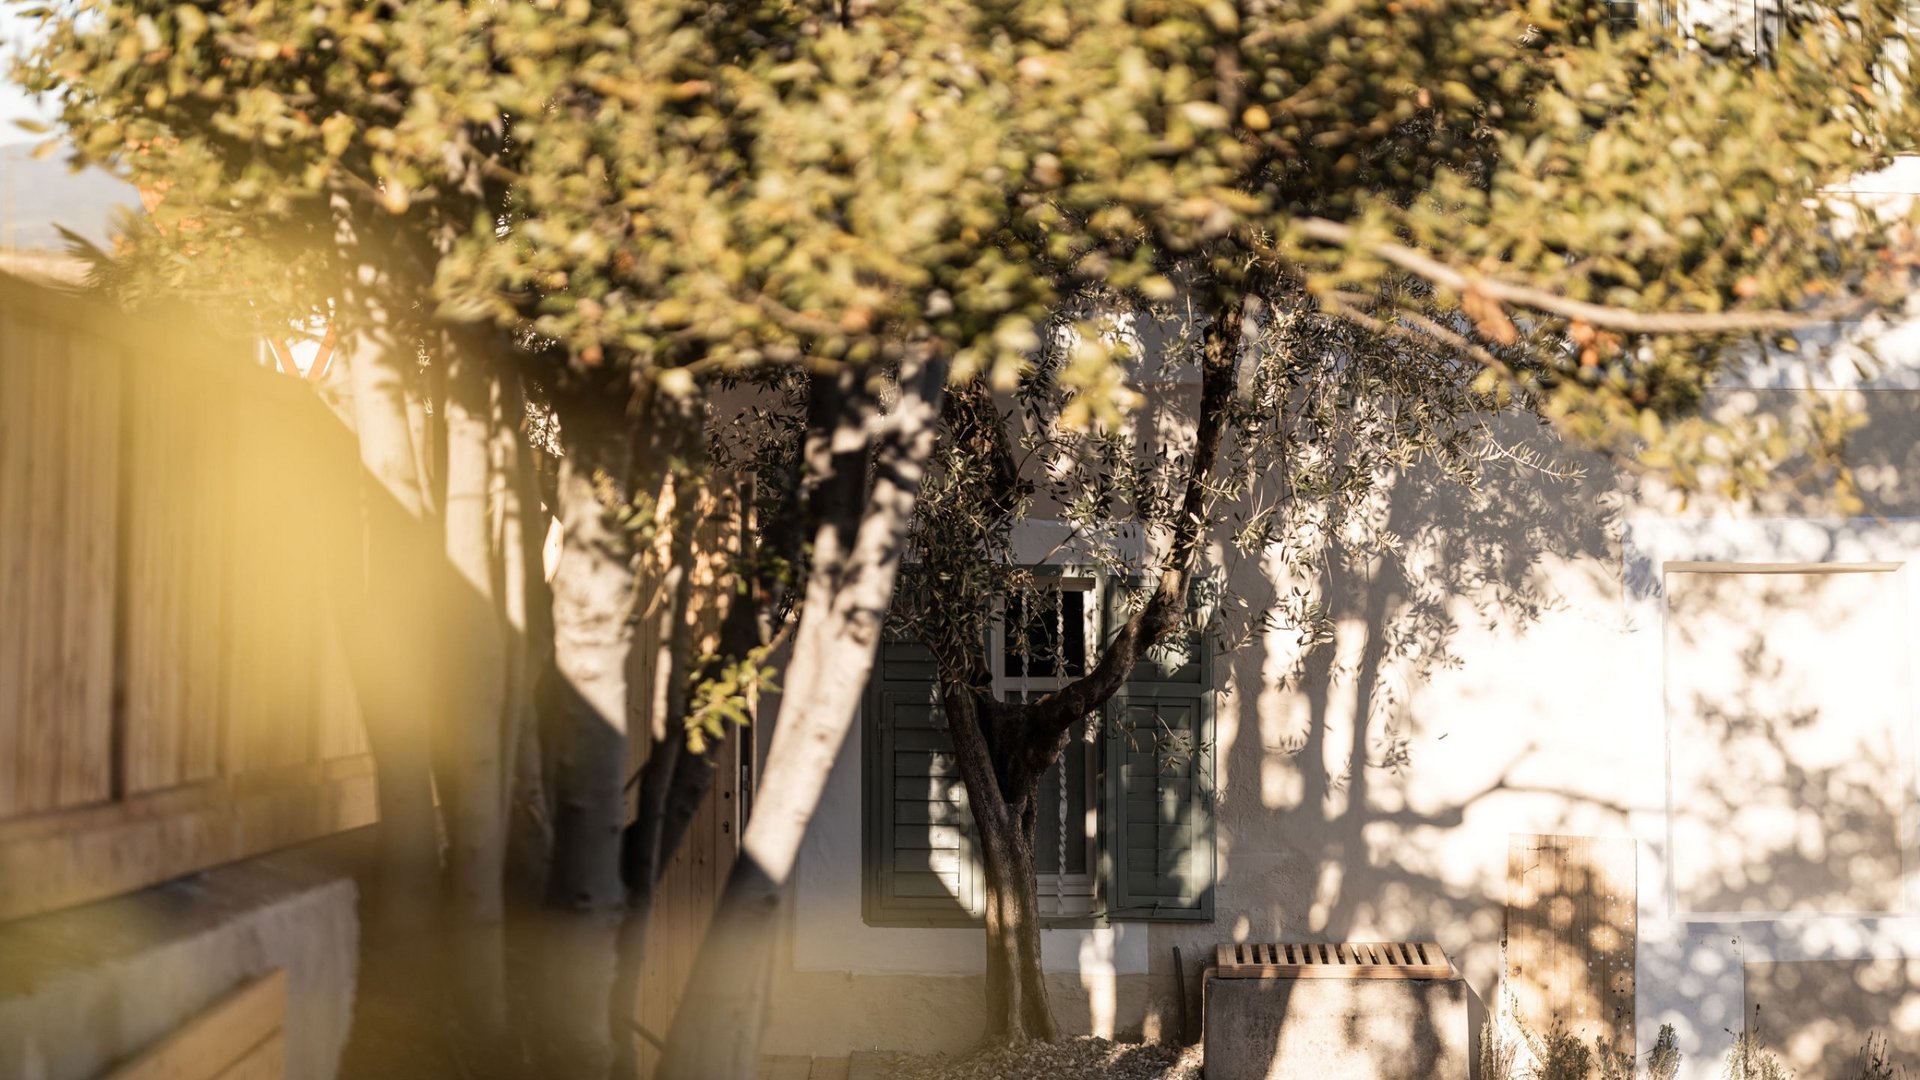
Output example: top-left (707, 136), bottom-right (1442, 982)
top-left (0, 274), bottom-right (373, 921)
top-left (626, 479), bottom-right (751, 1076)
top-left (0, 271), bottom-right (751, 1075)
top-left (1506, 833), bottom-right (1638, 1056)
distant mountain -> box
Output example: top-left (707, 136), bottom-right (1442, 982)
top-left (0, 143), bottom-right (141, 252)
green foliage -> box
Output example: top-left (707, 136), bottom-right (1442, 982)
top-left (684, 648), bottom-right (778, 755)
top-left (15, 0), bottom-right (1058, 383)
top-left (1482, 1014), bottom-right (1522, 1080)
top-left (1525, 1024), bottom-right (1597, 1080)
top-left (1724, 1025), bottom-right (1792, 1080)
top-left (1597, 1036), bottom-right (1638, 1080)
top-left (1850, 1032), bottom-right (1907, 1080)
top-left (1648, 1024), bottom-right (1684, 1080)
top-left (1486, 1009), bottom-right (1683, 1080)
top-left (17, 0), bottom-right (1920, 453)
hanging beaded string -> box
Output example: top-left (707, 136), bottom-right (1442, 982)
top-left (1013, 580), bottom-right (1033, 906)
top-left (1054, 584), bottom-right (1069, 908)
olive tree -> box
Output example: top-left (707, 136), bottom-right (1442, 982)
top-left (881, 0), bottom-right (1920, 1044)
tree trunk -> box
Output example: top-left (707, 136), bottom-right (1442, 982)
top-left (443, 355), bottom-right (509, 925)
top-left (498, 374), bottom-right (553, 901)
top-left (658, 348), bottom-right (950, 1080)
top-left (342, 308), bottom-right (443, 934)
top-left (439, 354), bottom-right (514, 1078)
top-left (536, 387), bottom-right (640, 1076)
top-left (944, 690), bottom-right (1057, 1044)
top-left (977, 792), bottom-right (1055, 1042)
top-left (546, 391), bottom-right (637, 912)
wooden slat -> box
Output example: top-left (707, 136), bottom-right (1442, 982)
top-left (0, 313), bottom-right (34, 816)
top-left (630, 485), bottom-right (750, 1080)
top-left (1213, 940), bottom-right (1452, 980)
top-left (101, 968), bottom-right (286, 1080)
top-left (180, 371), bottom-right (233, 784)
top-left (20, 320), bottom-right (67, 813)
top-left (1506, 834), bottom-right (1637, 1057)
top-left (209, 1031), bottom-right (285, 1080)
top-left (124, 352), bottom-right (186, 794)
top-left (54, 330), bottom-right (116, 807)
top-left (0, 755), bottom-right (375, 921)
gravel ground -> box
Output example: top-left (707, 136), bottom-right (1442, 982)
top-left (883, 1037), bottom-right (1204, 1080)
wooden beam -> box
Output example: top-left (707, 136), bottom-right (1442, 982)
top-left (101, 969), bottom-right (286, 1080)
top-left (0, 756), bottom-right (375, 921)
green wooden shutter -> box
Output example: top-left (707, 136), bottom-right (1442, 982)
top-left (1101, 594), bottom-right (1216, 922)
top-left (863, 637), bottom-right (982, 926)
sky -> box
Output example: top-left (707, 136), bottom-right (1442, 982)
top-left (0, 10), bottom-right (142, 251)
top-left (0, 8), bottom-right (56, 146)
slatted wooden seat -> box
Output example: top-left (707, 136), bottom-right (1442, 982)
top-left (1214, 941), bottom-right (1452, 980)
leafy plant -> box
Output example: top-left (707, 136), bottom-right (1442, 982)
top-left (1482, 1015), bottom-right (1521, 1080)
top-left (1646, 1024), bottom-right (1683, 1080)
top-left (1724, 1019), bottom-right (1792, 1080)
top-left (1851, 1032), bottom-right (1908, 1080)
top-left (1522, 1024), bottom-right (1595, 1080)
top-left (1596, 1037), bottom-right (1636, 1080)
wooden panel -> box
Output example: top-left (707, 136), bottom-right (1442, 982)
top-left (57, 329), bottom-right (120, 807)
top-left (225, 399), bottom-right (298, 774)
top-left (1215, 941), bottom-right (1452, 980)
top-left (21, 317), bottom-right (69, 813)
top-left (180, 375), bottom-right (236, 783)
top-left (124, 349), bottom-right (192, 794)
top-left (0, 755), bottom-right (375, 921)
top-left (1506, 834), bottom-right (1637, 1056)
top-left (0, 271), bottom-right (368, 918)
top-left (209, 1031), bottom-right (285, 1080)
top-left (101, 968), bottom-right (286, 1080)
top-left (0, 319), bottom-right (120, 814)
top-left (0, 312), bottom-right (30, 817)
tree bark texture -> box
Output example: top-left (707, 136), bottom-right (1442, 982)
top-left (546, 389), bottom-right (638, 913)
top-left (496, 372), bottom-right (555, 902)
top-left (443, 354), bottom-right (510, 926)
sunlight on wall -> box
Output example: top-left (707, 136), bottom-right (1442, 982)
top-left (1256, 548), bottom-right (1310, 811)
top-left (1077, 933), bottom-right (1117, 1036)
top-left (1666, 568), bottom-right (1911, 915)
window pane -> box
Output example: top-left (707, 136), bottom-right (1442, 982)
top-left (1002, 588), bottom-right (1087, 679)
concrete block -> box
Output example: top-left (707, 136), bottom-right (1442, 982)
top-left (1202, 972), bottom-right (1469, 1080)
top-left (0, 848), bottom-right (358, 1080)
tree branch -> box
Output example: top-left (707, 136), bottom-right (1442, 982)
top-left (1021, 292), bottom-right (1243, 762)
top-left (1292, 216), bottom-right (1877, 335)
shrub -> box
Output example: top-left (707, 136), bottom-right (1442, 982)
top-left (1850, 1033), bottom-right (1908, 1080)
top-left (1646, 1025), bottom-right (1682, 1080)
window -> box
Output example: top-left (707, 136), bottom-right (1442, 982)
top-left (861, 574), bottom-right (1216, 927)
top-left (1000, 580), bottom-right (1100, 917)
